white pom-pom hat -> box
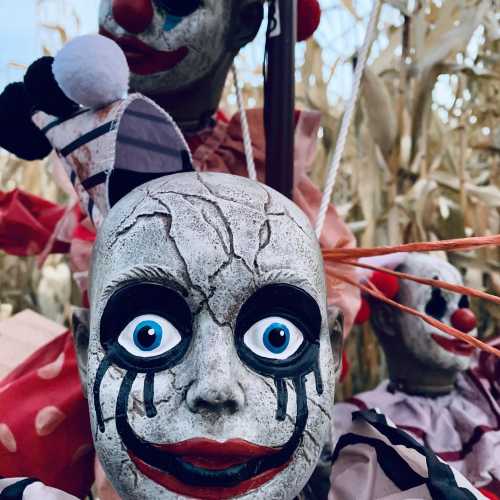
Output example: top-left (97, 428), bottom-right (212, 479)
top-left (27, 34), bottom-right (193, 228)
top-left (53, 34), bottom-right (130, 109)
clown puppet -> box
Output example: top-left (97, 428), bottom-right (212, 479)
top-left (335, 253), bottom-right (500, 498)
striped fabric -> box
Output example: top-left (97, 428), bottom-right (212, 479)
top-left (32, 94), bottom-right (193, 228)
top-left (329, 409), bottom-right (487, 500)
top-left (333, 369), bottom-right (500, 491)
top-left (0, 478), bottom-right (77, 499)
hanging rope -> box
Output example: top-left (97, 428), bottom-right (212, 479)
top-left (232, 64), bottom-right (257, 181)
top-left (315, 0), bottom-right (382, 238)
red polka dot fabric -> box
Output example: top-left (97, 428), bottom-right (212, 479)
top-left (0, 331), bottom-right (94, 498)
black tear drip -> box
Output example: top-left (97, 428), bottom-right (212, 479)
top-left (93, 356), bottom-right (111, 432)
top-left (274, 377), bottom-right (288, 421)
top-left (313, 361), bottom-right (324, 395)
top-left (292, 375), bottom-right (308, 439)
top-left (144, 372), bottom-right (158, 418)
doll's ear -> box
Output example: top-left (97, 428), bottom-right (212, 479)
top-left (0, 82), bottom-right (53, 160)
top-left (370, 300), bottom-right (400, 338)
top-left (327, 306), bottom-right (344, 374)
top-left (71, 307), bottom-right (90, 399)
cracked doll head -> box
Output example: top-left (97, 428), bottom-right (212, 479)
top-left (76, 172), bottom-right (340, 500)
top-left (99, 0), bottom-right (263, 96)
top-left (371, 254), bottom-right (478, 373)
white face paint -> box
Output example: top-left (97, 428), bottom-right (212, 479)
top-left (87, 173), bottom-right (336, 500)
top-left (395, 254), bottom-right (477, 372)
top-left (98, 0), bottom-right (231, 95)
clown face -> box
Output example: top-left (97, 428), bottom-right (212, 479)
top-left (99, 0), bottom-right (250, 95)
top-left (85, 173), bottom-right (337, 499)
top-left (394, 254), bottom-right (478, 372)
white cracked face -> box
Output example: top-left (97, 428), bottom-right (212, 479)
top-left (87, 172), bottom-right (336, 500)
top-left (393, 254), bottom-right (478, 372)
top-left (98, 0), bottom-right (232, 95)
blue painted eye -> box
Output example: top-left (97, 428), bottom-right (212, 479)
top-left (133, 320), bottom-right (163, 351)
top-left (118, 314), bottom-right (181, 358)
top-left (263, 323), bottom-right (290, 354)
top-left (243, 317), bottom-right (304, 360)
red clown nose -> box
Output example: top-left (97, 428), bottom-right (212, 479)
top-left (450, 308), bottom-right (477, 333)
top-left (112, 0), bottom-right (154, 34)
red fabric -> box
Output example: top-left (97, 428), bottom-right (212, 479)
top-left (0, 189), bottom-right (69, 256)
top-left (479, 487), bottom-right (499, 500)
top-left (476, 337), bottom-right (500, 402)
top-left (0, 331), bottom-right (94, 498)
top-left (354, 297), bottom-right (371, 325)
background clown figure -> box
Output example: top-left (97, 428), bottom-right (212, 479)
top-left (0, 31), bottom-right (494, 500)
top-left (97, 0), bottom-right (320, 129)
top-left (334, 253), bottom-right (500, 498)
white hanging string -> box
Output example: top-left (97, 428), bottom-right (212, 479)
top-left (315, 0), bottom-right (382, 239)
top-left (232, 64), bottom-right (257, 181)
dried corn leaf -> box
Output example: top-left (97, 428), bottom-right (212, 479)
top-left (411, 0), bottom-right (489, 76)
top-left (361, 67), bottom-right (397, 157)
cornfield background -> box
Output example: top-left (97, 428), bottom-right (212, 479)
top-left (0, 0), bottom-right (499, 400)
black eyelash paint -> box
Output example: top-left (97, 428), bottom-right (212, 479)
top-left (144, 372), bottom-right (158, 418)
top-left (93, 356), bottom-right (112, 432)
top-left (274, 377), bottom-right (288, 421)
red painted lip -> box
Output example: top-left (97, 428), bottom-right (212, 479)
top-left (431, 334), bottom-right (476, 356)
top-left (99, 27), bottom-right (188, 75)
top-left (129, 438), bottom-right (287, 499)
top-left (152, 437), bottom-right (282, 469)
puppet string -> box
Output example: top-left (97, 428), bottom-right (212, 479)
top-left (327, 269), bottom-right (500, 359)
top-left (322, 234), bottom-right (500, 260)
top-left (232, 64), bottom-right (257, 182)
top-left (315, 0), bottom-right (382, 238)
top-left (338, 259), bottom-right (500, 305)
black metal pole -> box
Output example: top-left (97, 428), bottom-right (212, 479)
top-left (264, 0), bottom-right (296, 199)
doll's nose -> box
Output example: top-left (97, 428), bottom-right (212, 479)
top-left (186, 359), bottom-right (245, 416)
top-left (112, 0), bottom-right (154, 34)
top-left (450, 308), bottom-right (477, 333)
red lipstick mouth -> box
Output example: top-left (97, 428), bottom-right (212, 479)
top-left (128, 438), bottom-right (287, 499)
top-left (99, 28), bottom-right (188, 75)
top-left (153, 437), bottom-right (282, 469)
top-left (431, 334), bottom-right (476, 356)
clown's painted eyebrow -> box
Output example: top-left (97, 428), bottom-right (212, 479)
top-left (256, 269), bottom-right (321, 304)
top-left (101, 265), bottom-right (189, 302)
